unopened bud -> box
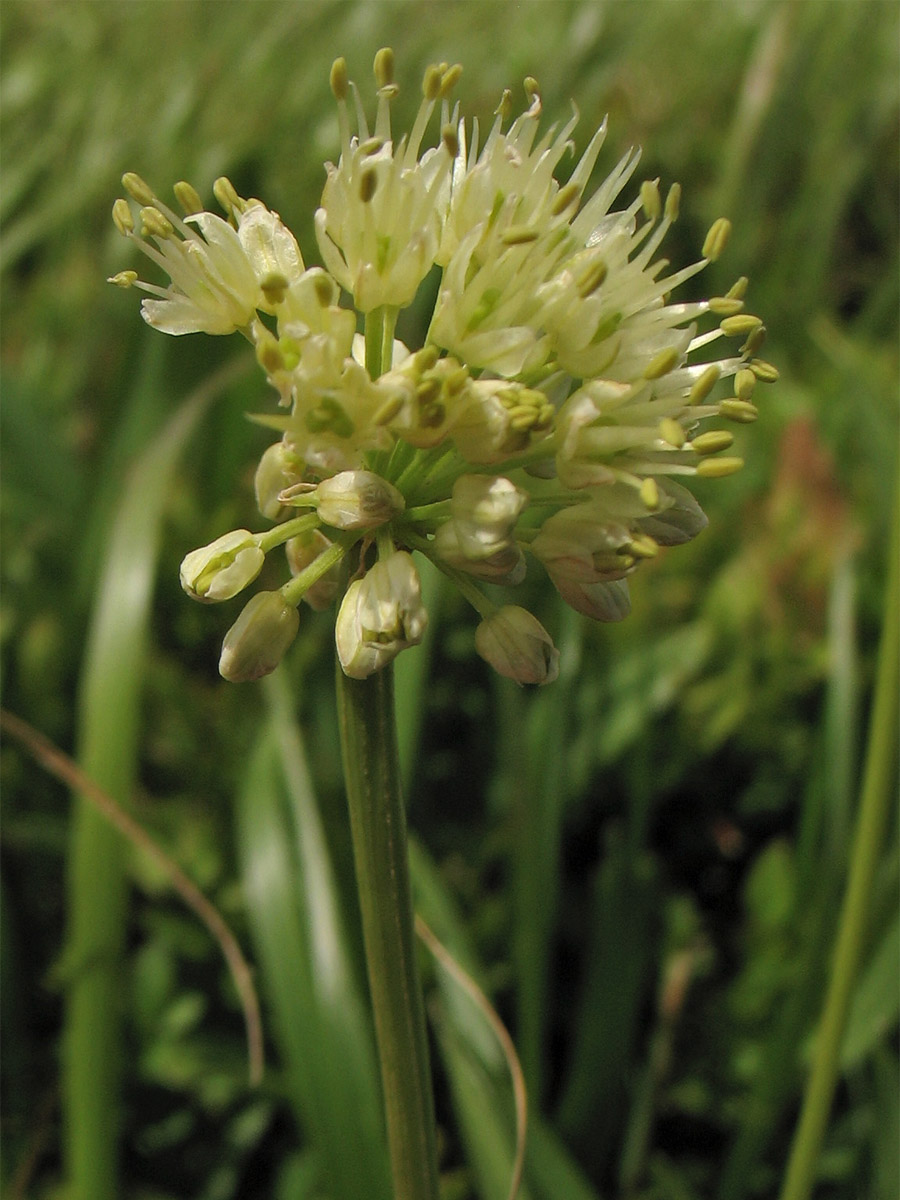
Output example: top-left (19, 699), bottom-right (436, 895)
top-left (255, 442), bottom-right (300, 520)
top-left (475, 606), bottom-right (559, 686)
top-left (336, 551), bottom-right (428, 679)
top-left (285, 529), bottom-right (341, 611)
top-left (219, 591), bottom-right (300, 682)
top-left (180, 530), bottom-right (264, 602)
top-left (315, 470), bottom-right (404, 530)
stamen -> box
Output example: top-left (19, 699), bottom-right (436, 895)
top-left (174, 181), bottom-right (203, 215)
top-left (373, 47), bottom-right (394, 89)
top-left (696, 456), bottom-right (743, 478)
top-left (718, 399), bottom-right (759, 423)
top-left (664, 183), bottom-right (681, 222)
top-left (140, 207), bottom-right (174, 239)
top-left (640, 179), bottom-right (661, 222)
top-left (640, 477), bottom-right (660, 509)
top-left (330, 57), bottom-right (349, 101)
top-left (688, 365), bottom-right (721, 404)
top-left (107, 270), bottom-right (137, 288)
top-left (750, 358), bottom-right (779, 382)
top-left (659, 417), bottom-right (686, 447)
top-left (112, 198), bottom-right (134, 235)
top-left (122, 172), bottom-right (155, 205)
top-left (644, 346), bottom-right (681, 380)
top-left (691, 430), bottom-right (734, 455)
top-left (702, 217), bottom-right (731, 262)
top-left (734, 367), bottom-right (756, 398)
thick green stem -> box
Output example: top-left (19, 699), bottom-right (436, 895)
top-left (779, 479), bottom-right (899, 1200)
top-left (336, 661), bottom-right (440, 1200)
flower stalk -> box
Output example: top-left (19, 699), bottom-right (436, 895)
top-left (336, 658), bottom-right (440, 1200)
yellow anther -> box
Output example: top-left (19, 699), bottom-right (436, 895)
top-left (112, 198), bottom-right (134, 235)
top-left (256, 332), bottom-right (285, 374)
top-left (423, 64), bottom-right (442, 101)
top-left (374, 395), bottom-right (405, 426)
top-left (360, 136), bottom-right (385, 156)
top-left (628, 533), bottom-right (659, 559)
top-left (140, 207), bottom-right (174, 238)
top-left (260, 271), bottom-right (290, 306)
top-left (696, 455), bottom-right (743, 479)
top-left (416, 377), bottom-right (442, 404)
top-left (330, 57), bottom-right (349, 101)
top-left (640, 179), bottom-right (661, 222)
top-left (359, 168), bottom-right (378, 203)
top-left (524, 76), bottom-right (540, 104)
top-left (734, 368), bottom-right (757, 399)
top-left (750, 358), bottom-right (779, 382)
top-left (174, 180), bottom-right (203, 215)
top-left (122, 172), bottom-right (155, 205)
top-left (536, 404), bottom-right (555, 429)
top-left (551, 182), bottom-right (581, 217)
top-left (644, 346), bottom-right (681, 380)
top-left (501, 225), bottom-right (540, 246)
top-left (415, 344), bottom-right (440, 372)
top-left (721, 313), bottom-right (762, 338)
top-left (446, 366), bottom-right (469, 394)
top-left (719, 399), bottom-right (759, 423)
top-left (107, 270), bottom-right (137, 288)
top-left (691, 429), bottom-right (734, 455)
top-left (702, 217), bottom-right (732, 262)
top-left (741, 325), bottom-right (767, 356)
top-left (659, 417), bottom-right (686, 448)
top-left (726, 275), bottom-right (749, 300)
top-left (664, 182), bottom-right (681, 222)
top-left (496, 88), bottom-right (513, 121)
top-left (688, 364), bottom-right (721, 405)
top-left (576, 257), bottom-right (608, 298)
top-left (509, 406), bottom-right (538, 432)
top-left (439, 63), bottom-right (463, 97)
top-left (442, 124), bottom-right (459, 158)
top-left (640, 477), bottom-right (660, 510)
top-left (373, 47), bottom-right (395, 89)
top-left (312, 273), bottom-right (337, 306)
top-left (708, 296), bottom-right (745, 316)
top-left (213, 176), bottom-right (244, 218)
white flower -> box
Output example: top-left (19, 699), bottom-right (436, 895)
top-left (335, 550), bottom-right (428, 678)
top-left (314, 52), bottom-right (459, 312)
top-left (219, 591), bottom-right (300, 681)
top-left (313, 470), bottom-right (405, 529)
top-left (180, 530), bottom-right (264, 602)
top-left (474, 606), bottom-right (559, 685)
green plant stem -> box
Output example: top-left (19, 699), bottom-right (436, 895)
top-left (336, 661), bottom-right (440, 1200)
top-left (779, 480), bottom-right (899, 1200)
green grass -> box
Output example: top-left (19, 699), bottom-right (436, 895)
top-left (1, 2), bottom-right (897, 1198)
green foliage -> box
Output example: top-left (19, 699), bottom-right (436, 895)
top-left (1, 2), bottom-right (897, 1198)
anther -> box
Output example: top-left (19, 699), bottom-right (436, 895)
top-left (359, 168), bottom-right (378, 203)
top-left (696, 456), bottom-right (743, 478)
top-left (373, 47), bottom-right (395, 89)
top-left (140, 207), bottom-right (173, 238)
top-left (107, 270), bottom-right (138, 288)
top-left (688, 364), bottom-right (721, 405)
top-left (495, 88), bottom-right (513, 121)
top-left (659, 417), bottom-right (686, 448)
top-left (359, 136), bottom-right (385, 156)
top-left (439, 63), bottom-right (463, 97)
top-left (640, 477), bottom-right (660, 510)
top-left (330, 57), bottom-right (349, 101)
top-left (664, 183), bottom-right (681, 222)
top-left (702, 217), bottom-right (732, 262)
top-left (734, 367), bottom-right (756, 399)
top-left (415, 345), bottom-right (440, 371)
top-left (628, 533), bottom-right (659, 559)
top-left (741, 325), bottom-right (767, 356)
top-left (174, 180), bottom-right (203, 215)
top-left (374, 395), bottom-right (405, 426)
top-left (720, 314), bottom-right (762, 338)
top-left (423, 64), bottom-right (442, 101)
top-left (312, 273), bottom-right (337, 306)
top-left (260, 272), bottom-right (290, 306)
top-left (644, 346), bottom-right (681, 380)
top-left (691, 430), bottom-right (734, 455)
top-left (112, 198), bottom-right (134, 235)
top-left (501, 225), bottom-right (540, 246)
top-left (551, 182), bottom-right (581, 217)
top-left (122, 172), bottom-right (155, 205)
top-left (524, 76), bottom-right (541, 106)
top-left (708, 296), bottom-right (745, 316)
top-left (750, 358), bottom-right (779, 382)
top-left (726, 276), bottom-right (748, 300)
top-left (576, 257), bottom-right (607, 298)
top-left (442, 124), bottom-right (459, 158)
top-left (718, 399), bottom-right (759, 423)
top-left (213, 176), bottom-right (244, 218)
top-left (640, 179), bottom-right (661, 222)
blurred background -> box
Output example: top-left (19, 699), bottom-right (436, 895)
top-left (1, 2), bottom-right (897, 1198)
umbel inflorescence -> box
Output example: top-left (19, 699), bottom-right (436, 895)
top-left (109, 49), bottom-right (776, 686)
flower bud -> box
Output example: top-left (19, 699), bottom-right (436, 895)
top-left (432, 522), bottom-right (526, 585)
top-left (315, 470), bottom-right (405, 530)
top-left (218, 591), bottom-right (300, 682)
top-left (285, 529), bottom-right (341, 610)
top-left (255, 441), bottom-right (302, 520)
top-left (449, 474), bottom-right (527, 557)
top-left (474, 606), bottom-right (560, 685)
top-left (180, 530), bottom-right (264, 602)
top-left (335, 551), bottom-right (428, 678)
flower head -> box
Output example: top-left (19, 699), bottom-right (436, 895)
top-left (112, 49), bottom-right (776, 682)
